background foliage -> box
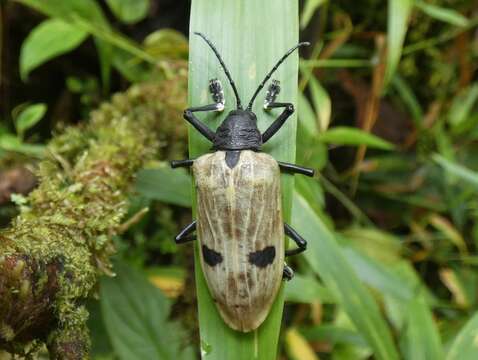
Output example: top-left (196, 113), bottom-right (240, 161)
top-left (1, 0), bottom-right (478, 359)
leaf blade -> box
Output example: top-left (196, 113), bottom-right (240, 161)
top-left (433, 154), bottom-right (478, 188)
top-left (415, 1), bottom-right (469, 27)
top-left (135, 167), bottom-right (192, 207)
top-left (446, 312), bottom-right (478, 360)
top-left (14, 103), bottom-right (47, 136)
top-left (384, 0), bottom-right (413, 89)
top-left (20, 19), bottom-right (88, 80)
top-left (188, 1), bottom-right (300, 359)
top-left (292, 192), bottom-right (400, 360)
top-left (318, 126), bottom-right (395, 149)
top-left (100, 262), bottom-right (194, 360)
top-left (105, 0), bottom-right (150, 24)
top-left (401, 297), bottom-right (444, 360)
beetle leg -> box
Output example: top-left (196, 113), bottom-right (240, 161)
top-left (278, 162), bottom-right (314, 177)
top-left (283, 263), bottom-right (294, 281)
top-left (171, 159), bottom-right (195, 168)
top-left (284, 223), bottom-right (307, 256)
top-left (183, 79), bottom-right (226, 142)
top-left (262, 81), bottom-right (295, 143)
top-left (175, 220), bottom-right (197, 244)
top-left (184, 107), bottom-right (216, 142)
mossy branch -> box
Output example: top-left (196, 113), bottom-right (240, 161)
top-left (0, 66), bottom-right (187, 359)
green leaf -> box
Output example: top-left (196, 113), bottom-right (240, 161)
top-left (20, 19), bottom-right (88, 80)
top-left (95, 39), bottom-right (114, 92)
top-left (447, 84), bottom-right (478, 131)
top-left (392, 75), bottom-right (423, 126)
top-left (135, 167), bottom-right (192, 207)
top-left (415, 1), bottom-right (469, 27)
top-left (285, 274), bottom-right (335, 304)
top-left (16, 0), bottom-right (156, 64)
top-left (341, 247), bottom-right (414, 301)
top-left (14, 103), bottom-right (47, 137)
top-left (188, 1), bottom-right (300, 359)
top-left (100, 262), bottom-right (194, 360)
top-left (292, 192), bottom-right (400, 360)
top-left (105, 0), bottom-right (150, 24)
top-left (0, 134), bottom-right (45, 156)
top-left (384, 0), bottom-right (413, 89)
top-left (401, 297), bottom-right (444, 360)
top-left (318, 127), bottom-right (394, 149)
top-left (300, 0), bottom-right (327, 29)
top-left (446, 312), bottom-right (478, 360)
top-left (301, 325), bottom-right (368, 348)
top-left (16, 0), bottom-right (107, 22)
top-left (309, 77), bottom-right (331, 132)
top-left (298, 92), bottom-right (319, 135)
top-left (433, 154), bottom-right (478, 188)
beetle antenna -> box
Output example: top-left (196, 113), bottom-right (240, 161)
top-left (194, 32), bottom-right (243, 109)
top-left (246, 42), bottom-right (310, 111)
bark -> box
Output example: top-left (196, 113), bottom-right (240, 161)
top-left (0, 66), bottom-right (188, 359)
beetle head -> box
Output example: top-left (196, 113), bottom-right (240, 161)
top-left (213, 110), bottom-right (262, 151)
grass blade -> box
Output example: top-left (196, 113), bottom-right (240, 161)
top-left (433, 154), bottom-right (478, 188)
top-left (400, 297), bottom-right (444, 360)
top-left (384, 0), bottom-right (413, 89)
top-left (292, 192), bottom-right (400, 360)
top-left (446, 312), bottom-right (478, 360)
top-left (318, 126), bottom-right (395, 150)
top-left (308, 77), bottom-right (331, 132)
top-left (188, 1), bottom-right (300, 358)
top-left (415, 1), bottom-right (469, 27)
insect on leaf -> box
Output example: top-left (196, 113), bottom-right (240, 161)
top-left (188, 0), bottom-right (300, 358)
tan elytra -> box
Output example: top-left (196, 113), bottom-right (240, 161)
top-left (193, 150), bottom-right (284, 332)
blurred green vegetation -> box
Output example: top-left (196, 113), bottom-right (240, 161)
top-left (1, 0), bottom-right (478, 359)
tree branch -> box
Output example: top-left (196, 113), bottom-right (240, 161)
top-left (0, 66), bottom-right (188, 359)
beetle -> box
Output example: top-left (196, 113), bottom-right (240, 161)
top-left (171, 32), bottom-right (313, 332)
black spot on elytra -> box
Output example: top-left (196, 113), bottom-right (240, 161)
top-left (248, 246), bottom-right (276, 267)
top-left (202, 245), bottom-right (223, 266)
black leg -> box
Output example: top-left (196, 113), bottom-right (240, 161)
top-left (183, 79), bottom-right (225, 142)
top-left (171, 159), bottom-right (194, 168)
top-left (284, 223), bottom-right (307, 256)
top-left (175, 220), bottom-right (197, 244)
top-left (278, 162), bottom-right (315, 177)
top-left (262, 80), bottom-right (295, 144)
top-left (283, 263), bottom-right (294, 281)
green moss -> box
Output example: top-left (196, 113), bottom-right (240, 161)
top-left (0, 63), bottom-right (188, 357)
